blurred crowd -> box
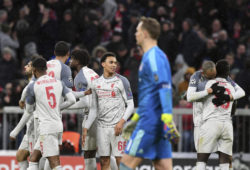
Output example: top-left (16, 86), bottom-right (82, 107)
top-left (0, 0), bottom-right (249, 152)
top-left (0, 0), bottom-right (249, 109)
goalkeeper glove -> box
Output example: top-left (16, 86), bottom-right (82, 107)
top-left (161, 113), bottom-right (180, 144)
top-left (122, 113), bottom-right (139, 140)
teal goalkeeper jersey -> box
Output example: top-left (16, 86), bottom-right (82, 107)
top-left (136, 46), bottom-right (172, 133)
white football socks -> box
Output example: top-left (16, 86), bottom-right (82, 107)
top-left (85, 158), bottom-right (97, 170)
top-left (110, 156), bottom-right (118, 170)
top-left (18, 160), bottom-right (28, 170)
top-left (196, 162), bottom-right (206, 170)
top-left (28, 162), bottom-right (38, 170)
top-left (44, 159), bottom-right (52, 170)
top-left (220, 163), bottom-right (229, 170)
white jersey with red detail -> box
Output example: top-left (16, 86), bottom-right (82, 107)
top-left (26, 75), bottom-right (70, 135)
top-left (74, 66), bottom-right (99, 114)
top-left (202, 78), bottom-right (235, 122)
top-left (47, 59), bottom-right (73, 88)
top-left (91, 74), bottom-right (133, 127)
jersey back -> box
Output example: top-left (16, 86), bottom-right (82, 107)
top-left (27, 75), bottom-right (69, 134)
top-left (202, 78), bottom-right (235, 121)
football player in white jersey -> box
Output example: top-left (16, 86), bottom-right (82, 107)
top-left (68, 49), bottom-right (118, 170)
top-left (187, 61), bottom-right (245, 170)
top-left (46, 41), bottom-right (73, 88)
top-left (69, 49), bottom-right (99, 170)
top-left (9, 58), bottom-right (36, 170)
top-left (195, 60), bottom-right (240, 170)
top-left (26, 57), bottom-right (76, 170)
top-left (82, 52), bottom-right (134, 170)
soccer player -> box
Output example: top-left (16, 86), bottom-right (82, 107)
top-left (195, 60), bottom-right (239, 170)
top-left (26, 57), bottom-right (76, 170)
top-left (186, 60), bottom-right (245, 170)
top-left (82, 52), bottom-right (134, 170)
top-left (120, 17), bottom-right (178, 170)
top-left (68, 49), bottom-right (99, 170)
top-left (10, 59), bottom-right (36, 170)
top-left (46, 41), bottom-right (73, 88)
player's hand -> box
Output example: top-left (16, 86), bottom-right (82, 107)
top-left (210, 82), bottom-right (225, 95)
top-left (122, 120), bottom-right (137, 140)
top-left (19, 100), bottom-right (25, 109)
top-left (115, 119), bottom-right (125, 136)
top-left (82, 128), bottom-right (88, 147)
top-left (161, 114), bottom-right (180, 144)
top-left (84, 89), bottom-right (92, 95)
top-left (212, 94), bottom-right (231, 106)
top-left (9, 131), bottom-right (16, 141)
top-left (163, 120), bottom-right (180, 144)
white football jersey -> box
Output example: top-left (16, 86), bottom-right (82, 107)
top-left (47, 59), bottom-right (73, 88)
top-left (92, 74), bottom-right (133, 127)
top-left (74, 66), bottom-right (99, 114)
top-left (202, 78), bottom-right (235, 121)
top-left (26, 75), bottom-right (70, 135)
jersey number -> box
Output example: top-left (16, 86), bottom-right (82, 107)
top-left (46, 86), bottom-right (57, 109)
top-left (48, 71), bottom-right (55, 78)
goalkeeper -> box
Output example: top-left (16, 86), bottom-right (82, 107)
top-left (120, 17), bottom-right (179, 170)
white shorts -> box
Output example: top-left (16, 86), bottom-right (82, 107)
top-left (82, 115), bottom-right (97, 151)
top-left (19, 134), bottom-right (35, 153)
top-left (97, 126), bottom-right (125, 157)
top-left (34, 133), bottom-right (62, 157)
top-left (193, 126), bottom-right (199, 151)
top-left (197, 120), bottom-right (233, 156)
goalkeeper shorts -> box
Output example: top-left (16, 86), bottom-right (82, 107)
top-left (124, 128), bottom-right (172, 159)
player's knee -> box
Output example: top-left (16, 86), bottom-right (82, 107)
top-left (16, 150), bottom-right (29, 162)
top-left (100, 156), bottom-right (110, 166)
top-left (29, 150), bottom-right (42, 162)
top-left (219, 152), bottom-right (231, 164)
top-left (197, 153), bottom-right (210, 163)
top-left (48, 156), bottom-right (60, 169)
top-left (84, 150), bottom-right (96, 158)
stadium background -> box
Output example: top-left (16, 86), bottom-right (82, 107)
top-left (0, 0), bottom-right (249, 169)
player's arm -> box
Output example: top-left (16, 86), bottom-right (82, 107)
top-left (60, 82), bottom-right (76, 110)
top-left (19, 85), bottom-right (28, 109)
top-left (82, 87), bottom-right (98, 146)
top-left (115, 76), bottom-right (134, 136)
top-left (61, 65), bottom-right (73, 88)
top-left (10, 83), bottom-right (35, 139)
top-left (227, 78), bottom-right (245, 100)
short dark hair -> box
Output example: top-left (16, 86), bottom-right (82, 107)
top-left (71, 49), bottom-right (90, 66)
top-left (100, 52), bottom-right (116, 63)
top-left (54, 41), bottom-right (70, 56)
top-left (32, 57), bottom-right (47, 71)
top-left (216, 59), bottom-right (230, 78)
top-left (140, 17), bottom-right (161, 40)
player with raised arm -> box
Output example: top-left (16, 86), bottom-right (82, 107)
top-left (82, 52), bottom-right (134, 170)
top-left (120, 17), bottom-right (179, 170)
top-left (26, 57), bottom-right (76, 170)
top-left (9, 59), bottom-right (36, 170)
top-left (195, 60), bottom-right (240, 170)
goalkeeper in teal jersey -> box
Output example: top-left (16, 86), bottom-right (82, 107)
top-left (120, 17), bottom-right (179, 170)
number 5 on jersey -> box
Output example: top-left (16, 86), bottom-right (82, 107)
top-left (46, 86), bottom-right (57, 108)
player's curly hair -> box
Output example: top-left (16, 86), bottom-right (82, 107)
top-left (32, 57), bottom-right (47, 71)
top-left (71, 49), bottom-right (90, 66)
top-left (216, 59), bottom-right (230, 78)
top-left (140, 16), bottom-right (161, 40)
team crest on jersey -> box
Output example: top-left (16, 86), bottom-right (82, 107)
top-left (111, 83), bottom-right (115, 88)
top-left (97, 85), bottom-right (101, 88)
